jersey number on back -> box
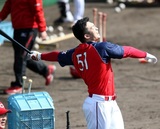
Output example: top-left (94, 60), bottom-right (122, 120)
top-left (76, 52), bottom-right (88, 71)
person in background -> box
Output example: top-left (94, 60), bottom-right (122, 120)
top-left (0, 0), bottom-right (56, 94)
top-left (28, 17), bottom-right (157, 129)
top-left (54, 0), bottom-right (85, 76)
top-left (0, 101), bottom-right (11, 129)
top-left (54, 0), bottom-right (85, 26)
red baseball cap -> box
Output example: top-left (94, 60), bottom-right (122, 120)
top-left (0, 102), bottom-right (11, 115)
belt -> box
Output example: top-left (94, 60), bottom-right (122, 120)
top-left (89, 94), bottom-right (117, 101)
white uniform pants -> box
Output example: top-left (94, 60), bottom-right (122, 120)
top-left (58, 0), bottom-right (85, 23)
top-left (83, 94), bottom-right (124, 129)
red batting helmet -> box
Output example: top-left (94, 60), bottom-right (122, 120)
top-left (0, 102), bottom-right (11, 115)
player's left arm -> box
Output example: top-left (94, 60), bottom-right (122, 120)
top-left (123, 46), bottom-right (157, 64)
top-left (41, 49), bottom-right (75, 66)
top-left (28, 49), bottom-right (75, 66)
top-left (41, 51), bottom-right (60, 61)
top-left (28, 51), bottom-right (60, 61)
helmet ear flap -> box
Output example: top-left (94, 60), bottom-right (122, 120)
top-left (69, 66), bottom-right (81, 78)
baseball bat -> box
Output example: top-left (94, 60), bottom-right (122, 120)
top-left (36, 33), bottom-right (74, 44)
top-left (28, 79), bottom-right (32, 93)
top-left (0, 29), bottom-right (32, 54)
top-left (66, 111), bottom-right (70, 129)
top-left (22, 76), bottom-right (27, 94)
top-left (98, 12), bottom-right (103, 42)
top-left (102, 13), bottom-right (107, 42)
top-left (93, 8), bottom-right (98, 26)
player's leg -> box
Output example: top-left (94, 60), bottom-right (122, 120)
top-left (54, 0), bottom-right (74, 25)
top-left (110, 101), bottom-right (124, 129)
top-left (82, 97), bottom-right (97, 129)
top-left (5, 29), bottom-right (30, 94)
top-left (26, 29), bottom-right (56, 86)
top-left (73, 0), bottom-right (85, 23)
top-left (83, 97), bottom-right (113, 129)
top-left (11, 29), bottom-right (30, 87)
top-left (95, 100), bottom-right (124, 129)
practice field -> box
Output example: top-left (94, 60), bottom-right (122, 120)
top-left (0, 2), bottom-right (160, 129)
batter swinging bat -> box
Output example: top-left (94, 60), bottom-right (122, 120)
top-left (0, 29), bottom-right (32, 54)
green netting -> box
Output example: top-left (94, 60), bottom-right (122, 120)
top-left (0, 0), bottom-right (5, 10)
top-left (43, 0), bottom-right (57, 7)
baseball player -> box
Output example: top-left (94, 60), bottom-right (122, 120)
top-left (28, 17), bottom-right (157, 129)
top-left (0, 0), bottom-right (56, 94)
top-left (54, 0), bottom-right (85, 25)
top-left (0, 102), bottom-right (11, 129)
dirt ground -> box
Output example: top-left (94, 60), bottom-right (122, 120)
top-left (0, 2), bottom-right (160, 129)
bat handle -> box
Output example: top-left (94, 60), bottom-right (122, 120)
top-left (28, 79), bottom-right (32, 93)
top-left (66, 111), bottom-right (70, 129)
top-left (22, 76), bottom-right (27, 94)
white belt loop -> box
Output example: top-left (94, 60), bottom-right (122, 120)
top-left (108, 96), bottom-right (112, 101)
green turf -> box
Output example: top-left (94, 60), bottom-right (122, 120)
top-left (43, 0), bottom-right (57, 7)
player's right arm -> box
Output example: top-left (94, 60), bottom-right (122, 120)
top-left (100, 42), bottom-right (157, 64)
top-left (123, 46), bottom-right (157, 64)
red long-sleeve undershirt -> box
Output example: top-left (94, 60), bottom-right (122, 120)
top-left (123, 46), bottom-right (146, 58)
top-left (40, 46), bottom-right (147, 61)
top-left (41, 51), bottom-right (60, 61)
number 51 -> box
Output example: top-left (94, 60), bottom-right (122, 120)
top-left (76, 52), bottom-right (88, 71)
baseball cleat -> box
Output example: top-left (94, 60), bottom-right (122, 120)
top-left (45, 65), bottom-right (56, 86)
top-left (5, 86), bottom-right (22, 95)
